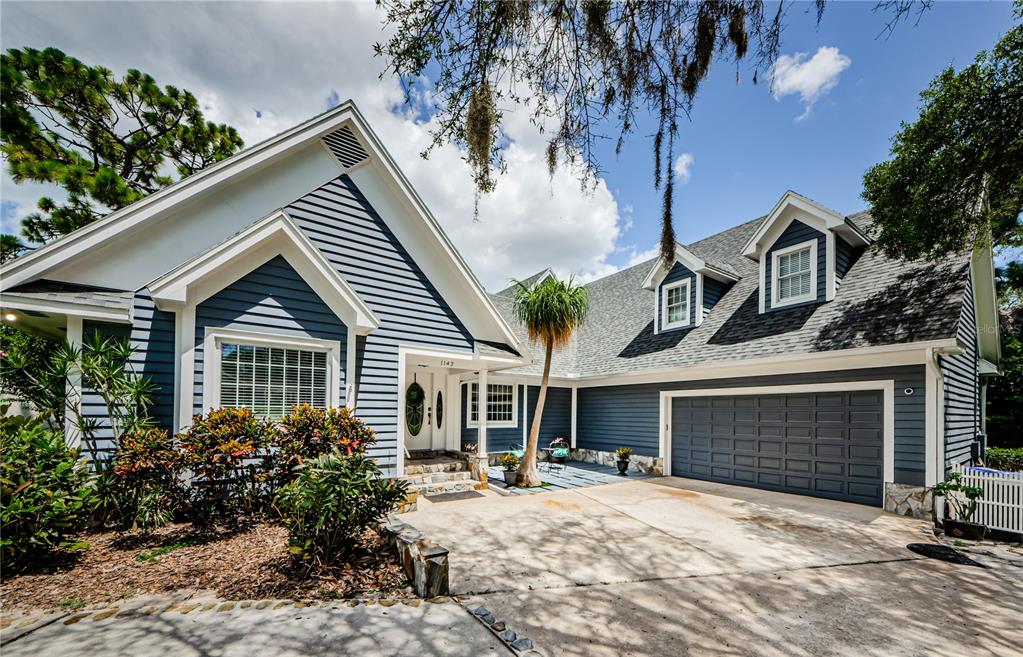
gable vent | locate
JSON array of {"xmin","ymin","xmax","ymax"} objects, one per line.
[{"xmin": 322, "ymin": 126, "xmax": 369, "ymax": 169}]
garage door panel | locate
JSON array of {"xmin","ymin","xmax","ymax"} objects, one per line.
[{"xmin": 671, "ymin": 390, "xmax": 884, "ymax": 506}]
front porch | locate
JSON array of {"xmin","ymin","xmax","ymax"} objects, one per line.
[{"xmin": 487, "ymin": 460, "xmax": 653, "ymax": 495}]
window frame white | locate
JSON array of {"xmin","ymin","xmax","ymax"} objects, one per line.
[
  {"xmin": 660, "ymin": 278, "xmax": 691, "ymax": 330},
  {"xmin": 771, "ymin": 238, "xmax": 818, "ymax": 308},
  {"xmin": 201, "ymin": 327, "xmax": 342, "ymax": 417},
  {"xmin": 465, "ymin": 381, "xmax": 518, "ymax": 428}
]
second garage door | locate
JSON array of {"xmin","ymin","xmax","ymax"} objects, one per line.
[{"xmin": 670, "ymin": 390, "xmax": 884, "ymax": 505}]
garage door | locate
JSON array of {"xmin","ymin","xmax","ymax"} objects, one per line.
[{"xmin": 670, "ymin": 390, "xmax": 884, "ymax": 505}]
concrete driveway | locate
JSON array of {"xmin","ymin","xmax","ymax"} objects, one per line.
[{"xmin": 404, "ymin": 477, "xmax": 1023, "ymax": 657}]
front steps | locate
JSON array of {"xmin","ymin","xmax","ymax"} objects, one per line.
[{"xmin": 401, "ymin": 455, "xmax": 486, "ymax": 497}]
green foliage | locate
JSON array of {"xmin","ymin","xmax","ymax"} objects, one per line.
[
  {"xmin": 987, "ymin": 306, "xmax": 1023, "ymax": 448},
  {"xmin": 0, "ymin": 47, "xmax": 243, "ymax": 245},
  {"xmin": 513, "ymin": 276, "xmax": 590, "ymax": 350},
  {"xmin": 272, "ymin": 405, "xmax": 376, "ymax": 489},
  {"xmin": 0, "ymin": 424, "xmax": 95, "ymax": 566},
  {"xmin": 986, "ymin": 447, "xmax": 1023, "ymax": 472},
  {"xmin": 179, "ymin": 407, "xmax": 278, "ymax": 523},
  {"xmin": 934, "ymin": 471, "xmax": 984, "ymax": 524},
  {"xmin": 274, "ymin": 450, "xmax": 408, "ymax": 567},
  {"xmin": 0, "ymin": 326, "xmax": 65, "ymax": 427},
  {"xmin": 500, "ymin": 453, "xmax": 520, "ymax": 471},
  {"xmin": 376, "ymin": 1, "xmax": 815, "ymax": 266},
  {"xmin": 58, "ymin": 598, "xmax": 87, "ymax": 610},
  {"xmin": 135, "ymin": 538, "xmax": 203, "ymax": 563},
  {"xmin": 615, "ymin": 447, "xmax": 633, "ymax": 461},
  {"xmin": 862, "ymin": 19, "xmax": 1022, "ymax": 260},
  {"xmin": 108, "ymin": 427, "xmax": 184, "ymax": 529}
]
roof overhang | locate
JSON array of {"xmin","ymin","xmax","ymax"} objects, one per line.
[
  {"xmin": 741, "ymin": 191, "xmax": 870, "ymax": 261},
  {"xmin": 147, "ymin": 210, "xmax": 380, "ymax": 334},
  {"xmin": 642, "ymin": 245, "xmax": 740, "ymax": 290}
]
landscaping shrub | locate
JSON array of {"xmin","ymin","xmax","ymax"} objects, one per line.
[
  {"xmin": 274, "ymin": 450, "xmax": 407, "ymax": 567},
  {"xmin": 271, "ymin": 405, "xmax": 376, "ymax": 489},
  {"xmin": 0, "ymin": 424, "xmax": 95, "ymax": 566},
  {"xmin": 986, "ymin": 447, "xmax": 1023, "ymax": 472},
  {"xmin": 179, "ymin": 408, "xmax": 278, "ymax": 523},
  {"xmin": 105, "ymin": 427, "xmax": 185, "ymax": 529}
]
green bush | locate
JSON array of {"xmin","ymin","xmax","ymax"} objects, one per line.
[
  {"xmin": 105, "ymin": 427, "xmax": 185, "ymax": 529},
  {"xmin": 0, "ymin": 424, "xmax": 95, "ymax": 566},
  {"xmin": 274, "ymin": 450, "xmax": 407, "ymax": 567},
  {"xmin": 179, "ymin": 408, "xmax": 278, "ymax": 523},
  {"xmin": 986, "ymin": 447, "xmax": 1023, "ymax": 472},
  {"xmin": 271, "ymin": 405, "xmax": 376, "ymax": 489}
]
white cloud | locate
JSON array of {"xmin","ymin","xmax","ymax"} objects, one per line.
[
  {"xmin": 673, "ymin": 153, "xmax": 694, "ymax": 183},
  {"xmin": 0, "ymin": 2, "xmax": 629, "ymax": 289},
  {"xmin": 770, "ymin": 46, "xmax": 851, "ymax": 121}
]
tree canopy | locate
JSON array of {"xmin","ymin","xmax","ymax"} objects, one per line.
[
  {"xmin": 1, "ymin": 47, "xmax": 244, "ymax": 256},
  {"xmin": 862, "ymin": 15, "xmax": 1022, "ymax": 261}
]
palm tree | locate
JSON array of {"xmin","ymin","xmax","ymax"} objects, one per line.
[{"xmin": 512, "ymin": 275, "xmax": 589, "ymax": 487}]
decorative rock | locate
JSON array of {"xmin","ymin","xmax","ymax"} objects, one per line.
[
  {"xmin": 201, "ymin": 602, "xmax": 218, "ymax": 611},
  {"xmin": 254, "ymin": 600, "xmax": 270, "ymax": 610},
  {"xmin": 490, "ymin": 621, "xmax": 506, "ymax": 632},
  {"xmin": 294, "ymin": 601, "xmax": 307, "ymax": 609},
  {"xmin": 92, "ymin": 609, "xmax": 119, "ymax": 621},
  {"xmin": 164, "ymin": 604, "xmax": 181, "ymax": 613},
  {"xmin": 379, "ymin": 599, "xmax": 397, "ymax": 607},
  {"xmin": 240, "ymin": 601, "xmax": 252, "ymax": 608},
  {"xmin": 363, "ymin": 599, "xmax": 377, "ymax": 606},
  {"xmin": 274, "ymin": 601, "xmax": 290, "ymax": 609},
  {"xmin": 569, "ymin": 448, "xmax": 663, "ymax": 475},
  {"xmin": 472, "ymin": 606, "xmax": 491, "ymax": 617},
  {"xmin": 17, "ymin": 619, "xmax": 37, "ymax": 628},
  {"xmin": 218, "ymin": 602, "xmax": 236, "ymax": 612},
  {"xmin": 498, "ymin": 629, "xmax": 517, "ymax": 642},
  {"xmin": 408, "ymin": 599, "xmax": 422, "ymax": 607},
  {"xmin": 177, "ymin": 604, "xmax": 200, "ymax": 615},
  {"xmin": 0, "ymin": 618, "xmax": 15, "ymax": 629},
  {"xmin": 63, "ymin": 614, "xmax": 90, "ymax": 625},
  {"xmin": 884, "ymin": 483, "xmax": 934, "ymax": 520},
  {"xmin": 511, "ymin": 638, "xmax": 534, "ymax": 651},
  {"xmin": 428, "ymin": 596, "xmax": 450, "ymax": 604},
  {"xmin": 346, "ymin": 600, "xmax": 360, "ymax": 607},
  {"xmin": 142, "ymin": 607, "xmax": 159, "ymax": 616}
]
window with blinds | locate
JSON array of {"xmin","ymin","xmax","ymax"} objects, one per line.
[{"xmin": 219, "ymin": 343, "xmax": 329, "ymax": 418}]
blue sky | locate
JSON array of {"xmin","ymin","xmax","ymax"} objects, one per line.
[
  {"xmin": 1, "ymin": 1, "xmax": 1017, "ymax": 286},
  {"xmin": 599, "ymin": 1, "xmax": 1016, "ymax": 259}
]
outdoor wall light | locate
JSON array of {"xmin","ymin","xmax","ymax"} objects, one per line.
[
  {"xmin": 904, "ymin": 387, "xmax": 915, "ymax": 396},
  {"xmin": 4, "ymin": 313, "xmax": 16, "ymax": 321}
]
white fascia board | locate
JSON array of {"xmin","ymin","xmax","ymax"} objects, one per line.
[
  {"xmin": 148, "ymin": 210, "xmax": 379, "ymax": 333},
  {"xmin": 342, "ymin": 105, "xmax": 527, "ymax": 356},
  {"xmin": 741, "ymin": 190, "xmax": 847, "ymax": 259},
  {"xmin": 3, "ymin": 102, "xmax": 362, "ymax": 289},
  {"xmin": 0, "ymin": 294, "xmax": 132, "ymax": 323},
  {"xmin": 641, "ymin": 245, "xmax": 738, "ymax": 291},
  {"xmin": 971, "ymin": 244, "xmax": 1001, "ymax": 365}
]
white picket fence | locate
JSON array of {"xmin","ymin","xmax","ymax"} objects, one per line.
[{"xmin": 947, "ymin": 464, "xmax": 1023, "ymax": 534}]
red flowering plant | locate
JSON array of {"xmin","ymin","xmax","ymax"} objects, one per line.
[
  {"xmin": 269, "ymin": 405, "xmax": 377, "ymax": 491},
  {"xmin": 178, "ymin": 408, "xmax": 278, "ymax": 524},
  {"xmin": 107, "ymin": 427, "xmax": 184, "ymax": 529}
]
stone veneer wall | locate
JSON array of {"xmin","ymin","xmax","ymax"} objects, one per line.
[
  {"xmin": 570, "ymin": 448, "xmax": 664, "ymax": 476},
  {"xmin": 884, "ymin": 483, "xmax": 934, "ymax": 520}
]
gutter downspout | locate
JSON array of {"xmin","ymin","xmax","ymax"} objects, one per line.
[{"xmin": 927, "ymin": 344, "xmax": 965, "ymax": 522}]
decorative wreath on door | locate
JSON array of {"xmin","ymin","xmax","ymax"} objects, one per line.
[{"xmin": 405, "ymin": 381, "xmax": 425, "ymax": 436}]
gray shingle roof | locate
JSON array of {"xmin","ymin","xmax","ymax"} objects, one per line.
[{"xmin": 494, "ymin": 211, "xmax": 969, "ymax": 378}]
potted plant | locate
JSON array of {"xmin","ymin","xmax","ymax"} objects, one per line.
[
  {"xmin": 934, "ymin": 471, "xmax": 986, "ymax": 541},
  {"xmin": 615, "ymin": 447, "xmax": 632, "ymax": 476},
  {"xmin": 500, "ymin": 453, "xmax": 520, "ymax": 486}
]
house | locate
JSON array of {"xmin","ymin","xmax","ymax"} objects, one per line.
[{"xmin": 0, "ymin": 102, "xmax": 999, "ymax": 518}]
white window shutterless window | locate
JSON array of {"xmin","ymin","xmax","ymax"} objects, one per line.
[
  {"xmin": 772, "ymin": 239, "xmax": 817, "ymax": 307},
  {"xmin": 661, "ymin": 279, "xmax": 690, "ymax": 329},
  {"xmin": 203, "ymin": 328, "xmax": 341, "ymax": 419},
  {"xmin": 467, "ymin": 382, "xmax": 517, "ymax": 427}
]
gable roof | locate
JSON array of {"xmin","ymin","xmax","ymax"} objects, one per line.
[
  {"xmin": 741, "ymin": 190, "xmax": 870, "ymax": 260},
  {"xmin": 2, "ymin": 100, "xmax": 528, "ymax": 358},
  {"xmin": 495, "ymin": 208, "xmax": 971, "ymax": 379},
  {"xmin": 495, "ymin": 268, "xmax": 553, "ymax": 297}
]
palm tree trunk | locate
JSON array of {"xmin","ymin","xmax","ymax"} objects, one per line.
[{"xmin": 517, "ymin": 339, "xmax": 553, "ymax": 487}]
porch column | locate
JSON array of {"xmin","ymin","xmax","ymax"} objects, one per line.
[
  {"xmin": 64, "ymin": 315, "xmax": 83, "ymax": 449},
  {"xmin": 473, "ymin": 368, "xmax": 489, "ymax": 486},
  {"xmin": 570, "ymin": 387, "xmax": 578, "ymax": 448}
]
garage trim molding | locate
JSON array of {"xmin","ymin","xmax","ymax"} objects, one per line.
[{"xmin": 658, "ymin": 380, "xmax": 896, "ymax": 484}]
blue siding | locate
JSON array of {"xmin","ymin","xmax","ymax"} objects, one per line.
[
  {"xmin": 702, "ymin": 277, "xmax": 731, "ymax": 313},
  {"xmin": 764, "ymin": 220, "xmax": 827, "ymax": 311},
  {"xmin": 460, "ymin": 383, "xmax": 526, "ymax": 452},
  {"xmin": 577, "ymin": 366, "xmax": 928, "ymax": 485},
  {"xmin": 193, "ymin": 255, "xmax": 348, "ymax": 415},
  {"xmin": 526, "ymin": 385, "xmax": 572, "ymax": 444},
  {"xmin": 835, "ymin": 236, "xmax": 857, "ymax": 286},
  {"xmin": 657, "ymin": 262, "xmax": 697, "ymax": 332},
  {"xmin": 79, "ymin": 320, "xmax": 133, "ymax": 459},
  {"xmin": 287, "ymin": 175, "xmax": 474, "ymax": 472},
  {"xmin": 941, "ymin": 274, "xmax": 980, "ymax": 467}
]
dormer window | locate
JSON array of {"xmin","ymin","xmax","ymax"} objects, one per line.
[
  {"xmin": 772, "ymin": 239, "xmax": 817, "ymax": 308},
  {"xmin": 662, "ymin": 279, "xmax": 691, "ymax": 329}
]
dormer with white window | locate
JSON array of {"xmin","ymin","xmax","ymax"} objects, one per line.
[
  {"xmin": 643, "ymin": 245, "xmax": 740, "ymax": 334},
  {"xmin": 742, "ymin": 191, "xmax": 871, "ymax": 313}
]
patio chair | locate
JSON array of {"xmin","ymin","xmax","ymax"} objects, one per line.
[{"xmin": 540, "ymin": 437, "xmax": 570, "ymax": 473}]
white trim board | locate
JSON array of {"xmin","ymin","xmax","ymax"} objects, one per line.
[
  {"xmin": 465, "ymin": 380, "xmax": 519, "ymax": 429},
  {"xmin": 658, "ymin": 380, "xmax": 896, "ymax": 485},
  {"xmin": 660, "ymin": 278, "xmax": 691, "ymax": 330},
  {"xmin": 770, "ymin": 238, "xmax": 818, "ymax": 309}
]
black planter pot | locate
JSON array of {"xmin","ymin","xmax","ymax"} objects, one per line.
[
  {"xmin": 616, "ymin": 460, "xmax": 630, "ymax": 476},
  {"xmin": 503, "ymin": 470, "xmax": 518, "ymax": 486},
  {"xmin": 944, "ymin": 519, "xmax": 987, "ymax": 541}
]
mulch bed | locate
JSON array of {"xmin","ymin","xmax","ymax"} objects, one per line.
[{"xmin": 1, "ymin": 523, "xmax": 412, "ymax": 611}]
